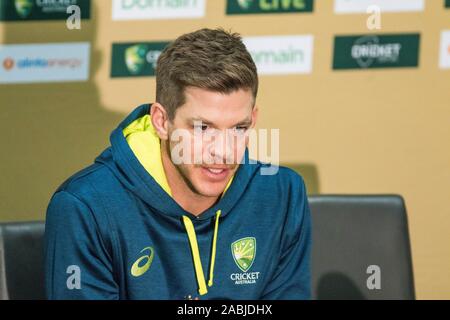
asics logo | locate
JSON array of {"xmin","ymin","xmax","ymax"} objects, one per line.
[{"xmin": 131, "ymin": 246, "xmax": 154, "ymax": 277}]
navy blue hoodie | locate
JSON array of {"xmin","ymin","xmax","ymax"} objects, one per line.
[{"xmin": 44, "ymin": 104, "xmax": 312, "ymax": 300}]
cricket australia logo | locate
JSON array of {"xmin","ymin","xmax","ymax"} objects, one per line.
[
  {"xmin": 232, "ymin": 237, "xmax": 256, "ymax": 272},
  {"xmin": 230, "ymin": 237, "xmax": 260, "ymax": 285},
  {"xmin": 15, "ymin": 0, "xmax": 34, "ymax": 18}
]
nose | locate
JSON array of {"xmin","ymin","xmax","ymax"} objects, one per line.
[{"xmin": 207, "ymin": 130, "xmax": 234, "ymax": 164}]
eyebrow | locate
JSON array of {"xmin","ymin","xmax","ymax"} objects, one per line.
[{"xmin": 188, "ymin": 116, "xmax": 252, "ymax": 127}]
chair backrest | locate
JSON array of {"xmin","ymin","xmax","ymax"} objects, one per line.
[
  {"xmin": 309, "ymin": 195, "xmax": 415, "ymax": 299},
  {"xmin": 0, "ymin": 195, "xmax": 415, "ymax": 300},
  {"xmin": 0, "ymin": 221, "xmax": 45, "ymax": 300}
]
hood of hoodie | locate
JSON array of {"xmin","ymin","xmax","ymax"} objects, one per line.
[{"xmin": 95, "ymin": 103, "xmax": 261, "ymax": 221}]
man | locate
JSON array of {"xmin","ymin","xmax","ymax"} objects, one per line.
[{"xmin": 45, "ymin": 28, "xmax": 312, "ymax": 299}]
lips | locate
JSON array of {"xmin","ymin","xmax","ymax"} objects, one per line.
[
  {"xmin": 207, "ymin": 168, "xmax": 225, "ymax": 174},
  {"xmin": 200, "ymin": 166, "xmax": 230, "ymax": 181}
]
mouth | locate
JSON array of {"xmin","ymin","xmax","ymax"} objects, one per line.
[{"xmin": 200, "ymin": 166, "xmax": 231, "ymax": 181}]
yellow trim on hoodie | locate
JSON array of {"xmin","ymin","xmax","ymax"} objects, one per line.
[{"xmin": 123, "ymin": 114, "xmax": 172, "ymax": 196}]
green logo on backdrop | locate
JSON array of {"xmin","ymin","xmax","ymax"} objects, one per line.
[
  {"xmin": 231, "ymin": 237, "xmax": 256, "ymax": 273},
  {"xmin": 446, "ymin": 0, "xmax": 450, "ymax": 8},
  {"xmin": 333, "ymin": 34, "xmax": 420, "ymax": 70},
  {"xmin": 125, "ymin": 45, "xmax": 149, "ymax": 75},
  {"xmin": 227, "ymin": 0, "xmax": 313, "ymax": 15},
  {"xmin": 15, "ymin": 0, "xmax": 33, "ymax": 18},
  {"xmin": 111, "ymin": 42, "xmax": 169, "ymax": 78},
  {"xmin": 0, "ymin": 0, "xmax": 90, "ymax": 21},
  {"xmin": 237, "ymin": 0, "xmax": 253, "ymax": 9}
]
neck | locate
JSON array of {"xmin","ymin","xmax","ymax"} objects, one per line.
[{"xmin": 160, "ymin": 143, "xmax": 218, "ymax": 216}]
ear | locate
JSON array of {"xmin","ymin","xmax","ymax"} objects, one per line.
[
  {"xmin": 150, "ymin": 103, "xmax": 169, "ymax": 140},
  {"xmin": 250, "ymin": 105, "xmax": 259, "ymax": 129}
]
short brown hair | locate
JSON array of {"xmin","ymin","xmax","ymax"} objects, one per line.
[{"xmin": 155, "ymin": 28, "xmax": 258, "ymax": 119}]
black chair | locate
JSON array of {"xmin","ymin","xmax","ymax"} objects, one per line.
[
  {"xmin": 309, "ymin": 195, "xmax": 415, "ymax": 299},
  {"xmin": 0, "ymin": 221, "xmax": 45, "ymax": 300},
  {"xmin": 0, "ymin": 195, "xmax": 415, "ymax": 300}
]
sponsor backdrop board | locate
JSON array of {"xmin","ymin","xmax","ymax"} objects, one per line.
[
  {"xmin": 334, "ymin": 0, "xmax": 425, "ymax": 14},
  {"xmin": 243, "ymin": 35, "xmax": 314, "ymax": 75},
  {"xmin": 112, "ymin": 0, "xmax": 206, "ymax": 20},
  {"xmin": 226, "ymin": 0, "xmax": 314, "ymax": 15},
  {"xmin": 439, "ymin": 30, "xmax": 450, "ymax": 69},
  {"xmin": 0, "ymin": 0, "xmax": 450, "ymax": 300},
  {"xmin": 0, "ymin": 42, "xmax": 90, "ymax": 83},
  {"xmin": 333, "ymin": 34, "xmax": 420, "ymax": 70},
  {"xmin": 111, "ymin": 42, "xmax": 169, "ymax": 77},
  {"xmin": 0, "ymin": 0, "xmax": 91, "ymax": 21}
]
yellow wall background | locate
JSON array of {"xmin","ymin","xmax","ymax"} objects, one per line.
[{"xmin": 0, "ymin": 0, "xmax": 449, "ymax": 299}]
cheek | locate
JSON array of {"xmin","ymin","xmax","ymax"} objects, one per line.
[
  {"xmin": 232, "ymin": 134, "xmax": 248, "ymax": 161},
  {"xmin": 187, "ymin": 165, "xmax": 205, "ymax": 184},
  {"xmin": 168, "ymin": 130, "xmax": 197, "ymax": 165},
  {"xmin": 191, "ymin": 134, "xmax": 206, "ymax": 165},
  {"xmin": 176, "ymin": 162, "xmax": 198, "ymax": 183},
  {"xmin": 241, "ymin": 135, "xmax": 250, "ymax": 151}
]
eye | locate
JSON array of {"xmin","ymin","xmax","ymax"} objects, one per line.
[
  {"xmin": 193, "ymin": 124, "xmax": 208, "ymax": 131},
  {"xmin": 234, "ymin": 126, "xmax": 248, "ymax": 132}
]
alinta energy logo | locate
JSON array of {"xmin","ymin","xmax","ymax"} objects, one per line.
[
  {"xmin": 227, "ymin": 0, "xmax": 314, "ymax": 15},
  {"xmin": 0, "ymin": 42, "xmax": 90, "ymax": 84},
  {"xmin": 333, "ymin": 33, "xmax": 420, "ymax": 70},
  {"xmin": 3, "ymin": 57, "xmax": 15, "ymax": 71},
  {"xmin": 111, "ymin": 42, "xmax": 169, "ymax": 77}
]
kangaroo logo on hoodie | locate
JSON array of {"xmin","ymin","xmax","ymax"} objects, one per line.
[
  {"xmin": 231, "ymin": 237, "xmax": 256, "ymax": 272},
  {"xmin": 131, "ymin": 246, "xmax": 154, "ymax": 277}
]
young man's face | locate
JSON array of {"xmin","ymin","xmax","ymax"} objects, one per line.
[{"xmin": 166, "ymin": 86, "xmax": 257, "ymax": 198}]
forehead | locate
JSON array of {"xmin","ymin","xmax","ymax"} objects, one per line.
[{"xmin": 175, "ymin": 87, "xmax": 254, "ymax": 125}]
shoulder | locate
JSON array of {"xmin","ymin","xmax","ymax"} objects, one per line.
[
  {"xmin": 251, "ymin": 162, "xmax": 307, "ymax": 197},
  {"xmin": 47, "ymin": 161, "xmax": 123, "ymax": 234},
  {"xmin": 46, "ymin": 163, "xmax": 119, "ymax": 253},
  {"xmin": 53, "ymin": 162, "xmax": 120, "ymax": 205}
]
